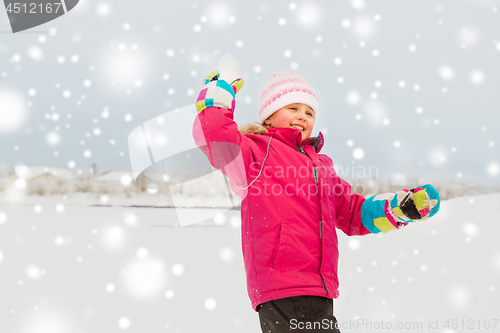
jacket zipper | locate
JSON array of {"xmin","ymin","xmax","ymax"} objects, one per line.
[
  {"xmin": 320, "ymin": 219, "xmax": 328, "ymax": 295},
  {"xmin": 320, "ymin": 219, "xmax": 327, "ymax": 295},
  {"xmin": 314, "ymin": 164, "xmax": 327, "ymax": 294},
  {"xmin": 299, "ymin": 141, "xmax": 327, "ymax": 295}
]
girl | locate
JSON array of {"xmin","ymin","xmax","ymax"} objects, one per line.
[{"xmin": 192, "ymin": 54, "xmax": 440, "ymax": 332}]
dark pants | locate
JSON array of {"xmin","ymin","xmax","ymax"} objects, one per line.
[{"xmin": 257, "ymin": 296, "xmax": 341, "ymax": 333}]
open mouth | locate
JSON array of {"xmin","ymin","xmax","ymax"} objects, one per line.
[{"xmin": 290, "ymin": 124, "xmax": 304, "ymax": 131}]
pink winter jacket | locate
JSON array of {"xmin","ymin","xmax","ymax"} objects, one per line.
[{"xmin": 193, "ymin": 106, "xmax": 371, "ymax": 312}]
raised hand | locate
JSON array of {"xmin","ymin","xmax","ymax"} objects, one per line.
[{"xmin": 195, "ymin": 53, "xmax": 244, "ymax": 113}]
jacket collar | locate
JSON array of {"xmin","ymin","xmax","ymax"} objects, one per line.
[{"xmin": 264, "ymin": 127, "xmax": 324, "ymax": 153}]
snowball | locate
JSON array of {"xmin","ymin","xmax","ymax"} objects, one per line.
[
  {"xmin": 352, "ymin": 17, "xmax": 376, "ymax": 39},
  {"xmin": 165, "ymin": 289, "xmax": 174, "ymax": 299},
  {"xmin": 172, "ymin": 263, "xmax": 184, "ymax": 276},
  {"xmin": 55, "ymin": 204, "xmax": 65, "ymax": 213},
  {"xmin": 15, "ymin": 178, "xmax": 27, "ymax": 189},
  {"xmin": 21, "ymin": 310, "xmax": 75, "ymax": 333},
  {"xmin": 120, "ymin": 175, "xmax": 132, "ymax": 186},
  {"xmin": 470, "ymin": 70, "xmax": 485, "ymax": 85},
  {"xmin": 428, "ymin": 147, "xmax": 447, "ymax": 166},
  {"xmin": 0, "ymin": 212, "xmax": 7, "ymax": 224},
  {"xmin": 106, "ymin": 283, "xmax": 115, "ymax": 292},
  {"xmin": 352, "ymin": 148, "xmax": 364, "ymax": 160},
  {"xmin": 28, "ymin": 46, "xmax": 44, "ymax": 61},
  {"xmin": 297, "ymin": 4, "xmax": 322, "ymax": 27},
  {"xmin": 363, "ymin": 101, "xmax": 387, "ymax": 126},
  {"xmin": 205, "ymin": 298, "xmax": 217, "ymax": 310},
  {"xmin": 0, "ymin": 89, "xmax": 27, "ymax": 133},
  {"xmin": 54, "ymin": 236, "xmax": 64, "ymax": 246},
  {"xmin": 230, "ymin": 216, "xmax": 241, "ymax": 228},
  {"xmin": 346, "ymin": 91, "xmax": 361, "ymax": 105},
  {"xmin": 122, "ymin": 212, "xmax": 139, "ymax": 227},
  {"xmin": 438, "ymin": 65, "xmax": 455, "ymax": 81},
  {"xmin": 46, "ymin": 132, "xmax": 60, "ymax": 146},
  {"xmin": 214, "ymin": 213, "xmax": 225, "ymax": 225},
  {"xmin": 136, "ymin": 247, "xmax": 149, "ymax": 259},
  {"xmin": 118, "ymin": 317, "xmax": 130, "ymax": 329},
  {"xmin": 97, "ymin": 3, "xmax": 111, "ymax": 17},
  {"xmin": 459, "ymin": 27, "xmax": 479, "ymax": 48},
  {"xmin": 122, "ymin": 258, "xmax": 166, "ymax": 299},
  {"xmin": 486, "ymin": 162, "xmax": 499, "ymax": 176},
  {"xmin": 462, "ymin": 221, "xmax": 478, "ymax": 237},
  {"xmin": 101, "ymin": 226, "xmax": 126, "ymax": 250},
  {"xmin": 350, "ymin": 0, "xmax": 366, "ymax": 10},
  {"xmin": 348, "ymin": 239, "xmax": 360, "ymax": 250},
  {"xmin": 25, "ymin": 264, "xmax": 43, "ymax": 280},
  {"xmin": 219, "ymin": 247, "xmax": 234, "ymax": 262},
  {"xmin": 207, "ymin": 3, "xmax": 231, "ymax": 27},
  {"xmin": 450, "ymin": 286, "xmax": 469, "ymax": 308},
  {"xmin": 493, "ymin": 252, "xmax": 500, "ymax": 272},
  {"xmin": 341, "ymin": 19, "xmax": 351, "ymax": 28}
]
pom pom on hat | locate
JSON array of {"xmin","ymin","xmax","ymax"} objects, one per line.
[{"xmin": 258, "ymin": 71, "xmax": 318, "ymax": 124}]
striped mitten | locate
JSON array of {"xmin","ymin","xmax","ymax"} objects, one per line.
[
  {"xmin": 195, "ymin": 53, "xmax": 244, "ymax": 113},
  {"xmin": 361, "ymin": 184, "xmax": 441, "ymax": 234}
]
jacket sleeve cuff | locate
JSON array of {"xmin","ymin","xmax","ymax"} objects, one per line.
[{"xmin": 195, "ymin": 80, "xmax": 236, "ymax": 113}]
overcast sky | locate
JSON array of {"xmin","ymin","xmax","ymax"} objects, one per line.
[{"xmin": 0, "ymin": 0, "xmax": 499, "ymax": 185}]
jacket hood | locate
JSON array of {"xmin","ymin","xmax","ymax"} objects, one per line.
[
  {"xmin": 238, "ymin": 122, "xmax": 324, "ymax": 153},
  {"xmin": 238, "ymin": 122, "xmax": 268, "ymax": 135}
]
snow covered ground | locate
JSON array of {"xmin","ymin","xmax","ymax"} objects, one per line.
[{"xmin": 1, "ymin": 193, "xmax": 499, "ymax": 333}]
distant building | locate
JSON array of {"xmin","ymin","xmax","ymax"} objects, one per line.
[
  {"xmin": 12, "ymin": 165, "xmax": 74, "ymax": 195},
  {"xmin": 93, "ymin": 170, "xmax": 166, "ymax": 194}
]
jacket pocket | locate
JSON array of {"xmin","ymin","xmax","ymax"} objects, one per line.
[{"xmin": 272, "ymin": 222, "xmax": 290, "ymax": 271}]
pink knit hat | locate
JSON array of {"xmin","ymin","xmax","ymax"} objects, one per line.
[{"xmin": 258, "ymin": 71, "xmax": 318, "ymax": 124}]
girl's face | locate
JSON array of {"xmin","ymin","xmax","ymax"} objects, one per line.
[{"xmin": 265, "ymin": 103, "xmax": 315, "ymax": 141}]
